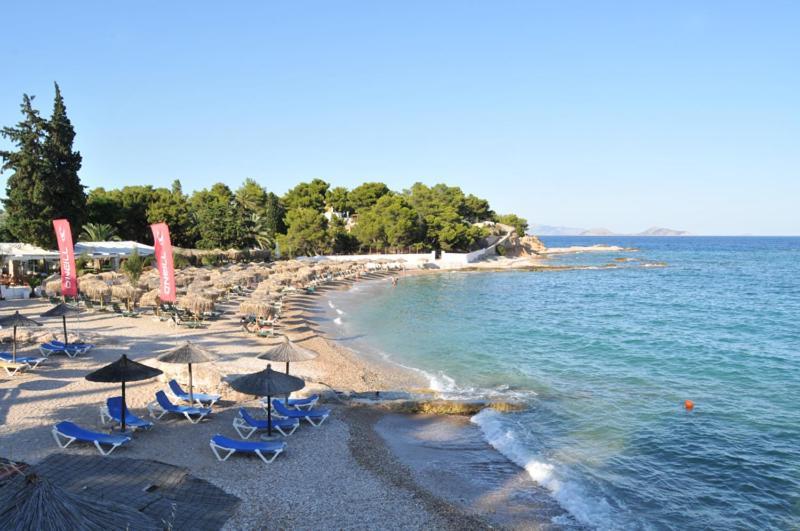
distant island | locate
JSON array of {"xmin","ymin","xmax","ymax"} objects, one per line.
[{"xmin": 530, "ymin": 224, "xmax": 690, "ymax": 237}]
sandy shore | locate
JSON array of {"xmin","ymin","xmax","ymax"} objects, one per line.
[{"xmin": 0, "ymin": 270, "xmax": 572, "ymax": 529}]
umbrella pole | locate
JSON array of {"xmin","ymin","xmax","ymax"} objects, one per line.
[
  {"xmin": 188, "ymin": 363, "xmax": 194, "ymax": 405},
  {"xmin": 267, "ymin": 394, "xmax": 273, "ymax": 437},
  {"xmin": 285, "ymin": 361, "xmax": 291, "ymax": 404},
  {"xmin": 121, "ymin": 380, "xmax": 127, "ymax": 433},
  {"xmin": 62, "ymin": 315, "xmax": 68, "ymax": 346},
  {"xmin": 12, "ymin": 326, "xmax": 17, "ymax": 363}
]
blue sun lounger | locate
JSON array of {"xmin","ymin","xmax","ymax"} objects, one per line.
[
  {"xmin": 0, "ymin": 352, "xmax": 46, "ymax": 370},
  {"xmin": 168, "ymin": 379, "xmax": 221, "ymax": 408},
  {"xmin": 52, "ymin": 421, "xmax": 131, "ymax": 456},
  {"xmin": 209, "ymin": 434, "xmax": 286, "ymax": 463},
  {"xmin": 260, "ymin": 393, "xmax": 319, "ymax": 411},
  {"xmin": 50, "ymin": 340, "xmax": 94, "ymax": 353},
  {"xmin": 147, "ymin": 391, "xmax": 211, "ymax": 423},
  {"xmin": 233, "ymin": 408, "xmax": 300, "ymax": 439},
  {"xmin": 100, "ymin": 397, "xmax": 154, "ymax": 431},
  {"xmin": 271, "ymin": 399, "xmax": 331, "ymax": 427},
  {"xmin": 39, "ymin": 342, "xmax": 83, "ymax": 358}
]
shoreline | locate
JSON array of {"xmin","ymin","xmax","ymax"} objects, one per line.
[
  {"xmin": 300, "ymin": 273, "xmax": 578, "ymax": 529},
  {"xmin": 0, "ymin": 267, "xmax": 577, "ymax": 529}
]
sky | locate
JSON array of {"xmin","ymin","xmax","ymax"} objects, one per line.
[{"xmin": 1, "ymin": 1, "xmax": 798, "ymax": 235}]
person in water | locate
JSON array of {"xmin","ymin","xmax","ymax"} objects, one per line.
[{"xmin": 391, "ymin": 277, "xmax": 398, "ymax": 287}]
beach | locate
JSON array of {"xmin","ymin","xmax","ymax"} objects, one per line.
[{"xmin": 0, "ymin": 269, "xmax": 570, "ymax": 530}]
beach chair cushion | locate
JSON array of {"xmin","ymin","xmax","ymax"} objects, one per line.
[
  {"xmin": 102, "ymin": 397, "xmax": 154, "ymax": 430},
  {"xmin": 39, "ymin": 342, "xmax": 83, "ymax": 358},
  {"xmin": 233, "ymin": 408, "xmax": 300, "ymax": 438},
  {"xmin": 0, "ymin": 352, "xmax": 46, "ymax": 369},
  {"xmin": 271, "ymin": 399, "xmax": 331, "ymax": 427},
  {"xmin": 210, "ymin": 434, "xmax": 286, "ymax": 463},
  {"xmin": 148, "ymin": 391, "xmax": 211, "ymax": 423},
  {"xmin": 168, "ymin": 379, "xmax": 220, "ymax": 407},
  {"xmin": 52, "ymin": 421, "xmax": 131, "ymax": 456},
  {"xmin": 260, "ymin": 394, "xmax": 319, "ymax": 411}
]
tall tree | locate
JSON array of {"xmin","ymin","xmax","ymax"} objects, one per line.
[
  {"xmin": 147, "ymin": 180, "xmax": 196, "ymax": 247},
  {"xmin": 326, "ymin": 186, "xmax": 351, "ymax": 214},
  {"xmin": 263, "ymin": 192, "xmax": 286, "ymax": 235},
  {"xmin": 277, "ymin": 208, "xmax": 328, "ymax": 257},
  {"xmin": 1, "ymin": 94, "xmax": 51, "ymax": 246},
  {"xmin": 43, "ymin": 83, "xmax": 86, "ymax": 237},
  {"xmin": 349, "ymin": 182, "xmax": 390, "ymax": 213},
  {"xmin": 190, "ymin": 183, "xmax": 251, "ymax": 249},
  {"xmin": 1, "ymin": 86, "xmax": 87, "ymax": 248},
  {"xmin": 282, "ymin": 179, "xmax": 329, "ymax": 212},
  {"xmin": 236, "ymin": 178, "xmax": 268, "ymax": 212}
]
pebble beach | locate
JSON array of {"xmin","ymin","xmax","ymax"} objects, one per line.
[{"xmin": 0, "ymin": 269, "xmax": 565, "ymax": 530}]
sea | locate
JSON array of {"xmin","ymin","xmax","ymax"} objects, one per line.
[{"xmin": 319, "ymin": 237, "xmax": 800, "ymax": 530}]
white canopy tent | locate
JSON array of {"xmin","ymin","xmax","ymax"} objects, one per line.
[{"xmin": 74, "ymin": 241, "xmax": 154, "ymax": 269}]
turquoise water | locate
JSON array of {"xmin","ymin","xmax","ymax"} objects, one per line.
[{"xmin": 323, "ymin": 237, "xmax": 800, "ymax": 530}]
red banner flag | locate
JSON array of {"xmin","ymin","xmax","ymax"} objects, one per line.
[
  {"xmin": 53, "ymin": 219, "xmax": 78, "ymax": 297},
  {"xmin": 150, "ymin": 222, "xmax": 176, "ymax": 303}
]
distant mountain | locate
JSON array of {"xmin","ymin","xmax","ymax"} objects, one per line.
[
  {"xmin": 637, "ymin": 227, "xmax": 691, "ymax": 236},
  {"xmin": 580, "ymin": 227, "xmax": 616, "ymax": 236},
  {"xmin": 528, "ymin": 224, "xmax": 586, "ymax": 236},
  {"xmin": 531, "ymin": 223, "xmax": 690, "ymax": 237}
]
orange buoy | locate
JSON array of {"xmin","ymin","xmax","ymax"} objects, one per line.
[{"xmin": 684, "ymin": 400, "xmax": 694, "ymax": 411}]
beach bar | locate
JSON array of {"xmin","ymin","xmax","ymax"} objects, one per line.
[{"xmin": 0, "ymin": 243, "xmax": 61, "ymax": 298}]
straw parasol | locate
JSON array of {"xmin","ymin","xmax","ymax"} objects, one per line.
[
  {"xmin": 85, "ymin": 355, "xmax": 162, "ymax": 433},
  {"xmin": 229, "ymin": 364, "xmax": 305, "ymax": 437},
  {"xmin": 0, "ymin": 311, "xmax": 42, "ymax": 363},
  {"xmin": 0, "ymin": 472, "xmax": 159, "ymax": 530},
  {"xmin": 156, "ymin": 341, "xmax": 217, "ymax": 405},
  {"xmin": 257, "ymin": 336, "xmax": 318, "ymax": 376},
  {"xmin": 40, "ymin": 303, "xmax": 82, "ymax": 346}
]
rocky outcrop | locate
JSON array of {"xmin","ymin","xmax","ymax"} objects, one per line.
[{"xmin": 500, "ymin": 231, "xmax": 546, "ymax": 256}]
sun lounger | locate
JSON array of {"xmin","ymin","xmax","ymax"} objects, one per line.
[
  {"xmin": 147, "ymin": 391, "xmax": 211, "ymax": 423},
  {"xmin": 50, "ymin": 340, "xmax": 94, "ymax": 353},
  {"xmin": 233, "ymin": 408, "xmax": 300, "ymax": 439},
  {"xmin": 168, "ymin": 379, "xmax": 220, "ymax": 408},
  {"xmin": 0, "ymin": 352, "xmax": 46, "ymax": 369},
  {"xmin": 260, "ymin": 393, "xmax": 319, "ymax": 411},
  {"xmin": 209, "ymin": 434, "xmax": 286, "ymax": 463},
  {"xmin": 52, "ymin": 421, "xmax": 131, "ymax": 456},
  {"xmin": 38, "ymin": 342, "xmax": 84, "ymax": 358},
  {"xmin": 271, "ymin": 399, "xmax": 330, "ymax": 427},
  {"xmin": 0, "ymin": 360, "xmax": 28, "ymax": 376},
  {"xmin": 100, "ymin": 396, "xmax": 154, "ymax": 431}
]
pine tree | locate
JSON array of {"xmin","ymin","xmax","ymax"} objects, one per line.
[
  {"xmin": 0, "ymin": 94, "xmax": 51, "ymax": 246},
  {"xmin": 0, "ymin": 84, "xmax": 86, "ymax": 248},
  {"xmin": 43, "ymin": 83, "xmax": 86, "ymax": 239}
]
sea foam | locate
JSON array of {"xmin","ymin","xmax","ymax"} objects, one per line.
[{"xmin": 471, "ymin": 409, "xmax": 614, "ymax": 528}]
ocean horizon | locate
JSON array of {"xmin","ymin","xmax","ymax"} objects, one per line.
[{"xmin": 320, "ymin": 236, "xmax": 800, "ymax": 529}]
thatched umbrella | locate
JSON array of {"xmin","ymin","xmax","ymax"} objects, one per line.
[
  {"xmin": 257, "ymin": 336, "xmax": 318, "ymax": 376},
  {"xmin": 0, "ymin": 311, "xmax": 42, "ymax": 363},
  {"xmin": 85, "ymin": 355, "xmax": 162, "ymax": 433},
  {"xmin": 156, "ymin": 341, "xmax": 217, "ymax": 404},
  {"xmin": 229, "ymin": 364, "xmax": 304, "ymax": 437},
  {"xmin": 44, "ymin": 278, "xmax": 62, "ymax": 297},
  {"xmin": 0, "ymin": 472, "xmax": 159, "ymax": 530},
  {"xmin": 111, "ymin": 284, "xmax": 136, "ymax": 304},
  {"xmin": 80, "ymin": 280, "xmax": 111, "ymax": 303},
  {"xmin": 139, "ymin": 288, "xmax": 160, "ymax": 308},
  {"xmin": 40, "ymin": 303, "xmax": 82, "ymax": 347}
]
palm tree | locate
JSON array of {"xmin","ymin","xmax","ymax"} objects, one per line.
[
  {"xmin": 80, "ymin": 223, "xmax": 120, "ymax": 241},
  {"xmin": 249, "ymin": 213, "xmax": 274, "ymax": 251}
]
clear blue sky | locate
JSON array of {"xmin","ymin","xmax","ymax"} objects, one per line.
[{"xmin": 2, "ymin": 1, "xmax": 798, "ymax": 235}]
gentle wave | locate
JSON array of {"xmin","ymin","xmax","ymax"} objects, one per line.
[{"xmin": 471, "ymin": 409, "xmax": 614, "ymax": 528}]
